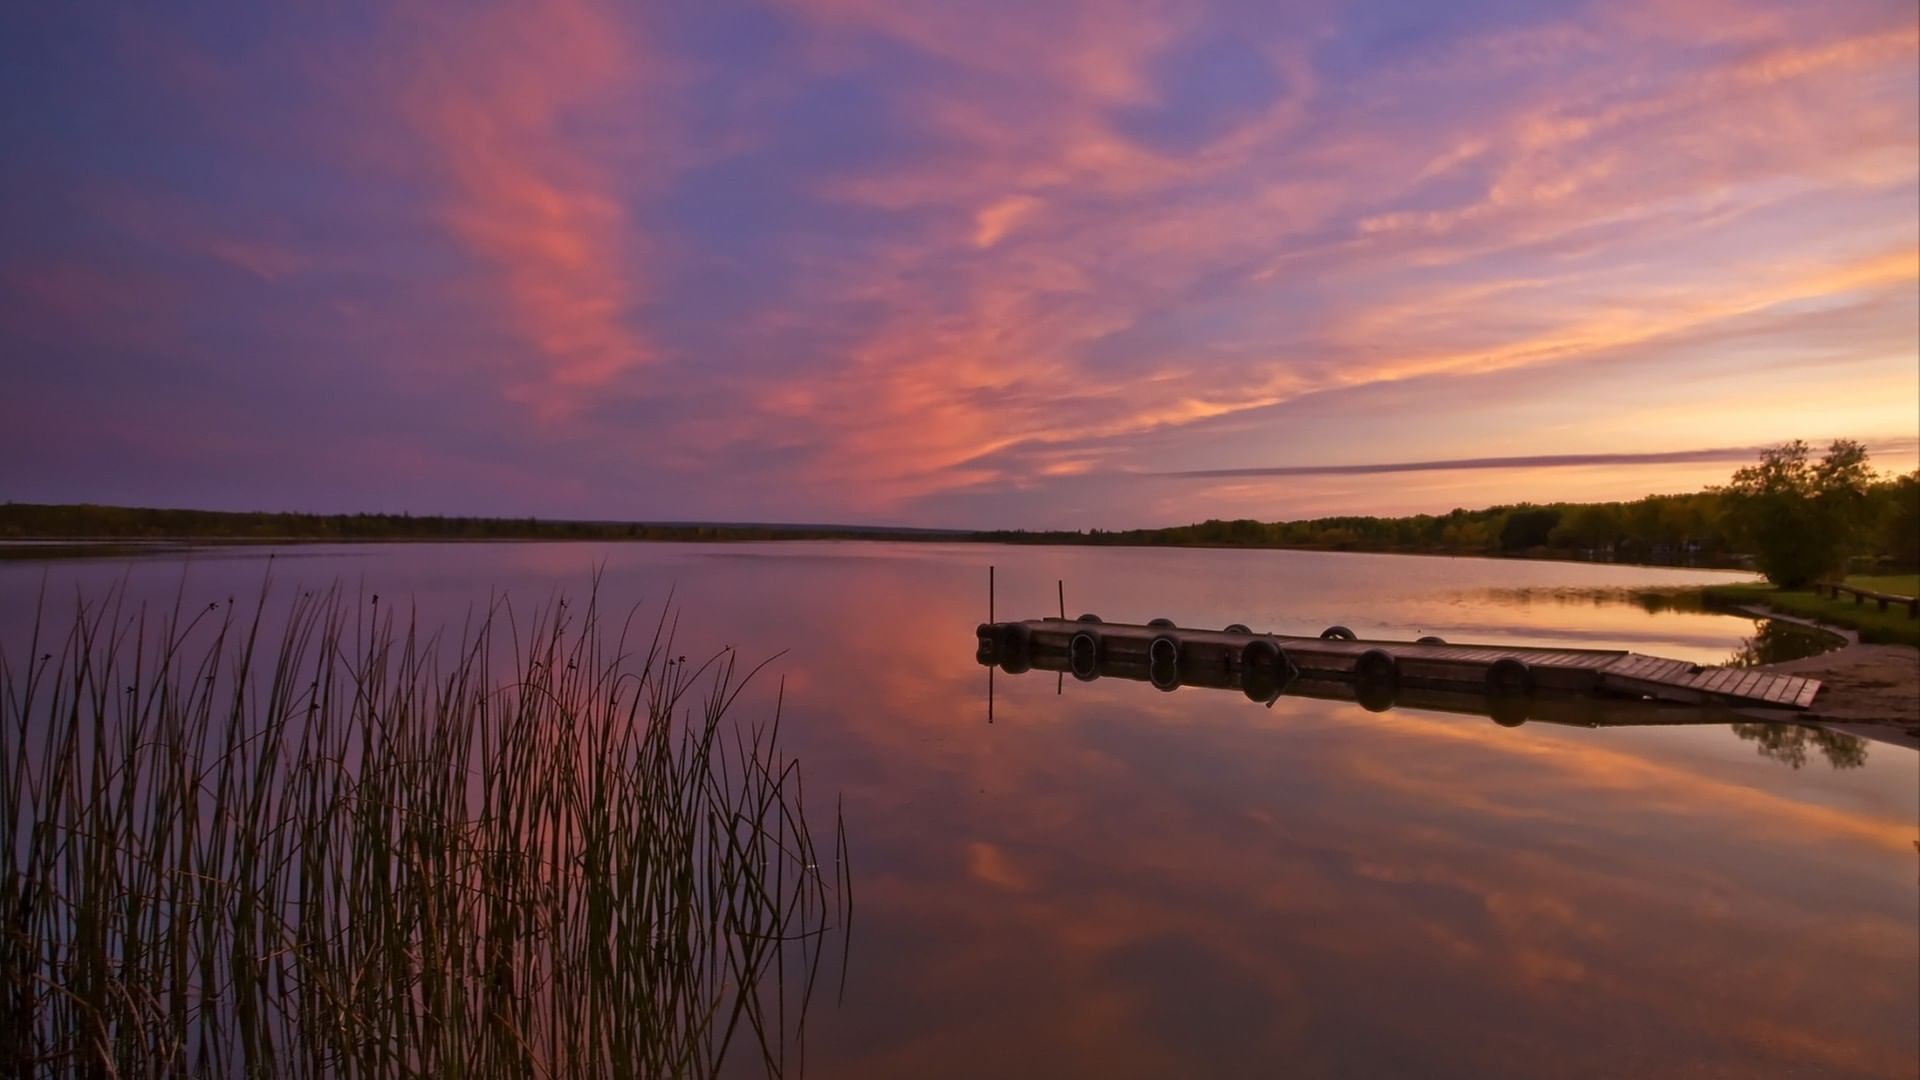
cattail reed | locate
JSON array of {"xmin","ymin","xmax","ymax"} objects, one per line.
[{"xmin": 0, "ymin": 579, "xmax": 850, "ymax": 1077}]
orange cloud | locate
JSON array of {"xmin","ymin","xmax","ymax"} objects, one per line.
[
  {"xmin": 398, "ymin": 0, "xmax": 655, "ymax": 418},
  {"xmin": 972, "ymin": 194, "xmax": 1043, "ymax": 248},
  {"xmin": 728, "ymin": 0, "xmax": 1917, "ymax": 515},
  {"xmin": 966, "ymin": 840, "xmax": 1033, "ymax": 890}
]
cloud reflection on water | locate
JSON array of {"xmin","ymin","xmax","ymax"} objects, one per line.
[{"xmin": 1, "ymin": 542, "xmax": 1912, "ymax": 1077}]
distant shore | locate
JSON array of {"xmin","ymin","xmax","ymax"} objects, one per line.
[
  {"xmin": 5, "ymin": 502, "xmax": 1909, "ymax": 587},
  {"xmin": 0, "ymin": 531, "xmax": 1756, "ymax": 579},
  {"xmin": 0, "ymin": 500, "xmax": 1758, "ymax": 570}
]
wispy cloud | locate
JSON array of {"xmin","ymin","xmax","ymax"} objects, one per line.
[
  {"xmin": 715, "ymin": 0, "xmax": 1918, "ymax": 515},
  {"xmin": 2, "ymin": 0, "xmax": 1913, "ymax": 522},
  {"xmin": 1153, "ymin": 441, "xmax": 1920, "ymax": 480},
  {"xmin": 395, "ymin": 0, "xmax": 659, "ymax": 419}
]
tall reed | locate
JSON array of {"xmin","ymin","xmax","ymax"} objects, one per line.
[{"xmin": 1, "ymin": 579, "xmax": 850, "ymax": 1077}]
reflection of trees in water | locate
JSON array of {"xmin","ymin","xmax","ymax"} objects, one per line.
[
  {"xmin": 1469, "ymin": 586, "xmax": 1709, "ymax": 613},
  {"xmin": 1627, "ymin": 589, "xmax": 1706, "ymax": 615},
  {"xmin": 1729, "ymin": 723, "xmax": 1868, "ymax": 770},
  {"xmin": 1724, "ymin": 618, "xmax": 1836, "ymax": 667}
]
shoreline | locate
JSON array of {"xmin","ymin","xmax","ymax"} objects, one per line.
[
  {"xmin": 0, "ymin": 534, "xmax": 1762, "ymax": 577},
  {"xmin": 1736, "ymin": 605, "xmax": 1920, "ymax": 732}
]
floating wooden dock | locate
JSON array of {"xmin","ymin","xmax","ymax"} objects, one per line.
[{"xmin": 976, "ymin": 617, "xmax": 1822, "ymax": 712}]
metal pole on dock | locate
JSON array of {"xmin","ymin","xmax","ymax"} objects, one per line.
[
  {"xmin": 989, "ymin": 565, "xmax": 995, "ymax": 624},
  {"xmin": 1057, "ymin": 579, "xmax": 1066, "ymax": 694}
]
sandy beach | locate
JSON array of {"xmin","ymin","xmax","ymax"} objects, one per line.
[{"xmin": 1755, "ymin": 622, "xmax": 1920, "ymax": 732}]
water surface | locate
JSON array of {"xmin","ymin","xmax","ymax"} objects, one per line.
[{"xmin": 3, "ymin": 543, "xmax": 1913, "ymax": 1078}]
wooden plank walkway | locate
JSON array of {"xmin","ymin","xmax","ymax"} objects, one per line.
[
  {"xmin": 977, "ymin": 617, "xmax": 1821, "ymax": 711},
  {"xmin": 1597, "ymin": 652, "xmax": 1819, "ymax": 708}
]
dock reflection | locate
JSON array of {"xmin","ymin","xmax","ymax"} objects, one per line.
[{"xmin": 978, "ymin": 635, "xmax": 1877, "ymax": 765}]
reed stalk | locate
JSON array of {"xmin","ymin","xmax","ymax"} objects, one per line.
[{"xmin": 0, "ymin": 579, "xmax": 850, "ymax": 1077}]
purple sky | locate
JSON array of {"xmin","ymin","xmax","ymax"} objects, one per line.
[{"xmin": 2, "ymin": 0, "xmax": 1916, "ymax": 528}]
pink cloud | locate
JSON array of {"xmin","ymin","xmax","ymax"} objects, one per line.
[
  {"xmin": 6, "ymin": 0, "xmax": 1913, "ymax": 523},
  {"xmin": 396, "ymin": 0, "xmax": 660, "ymax": 419},
  {"xmin": 715, "ymin": 0, "xmax": 1917, "ymax": 519}
]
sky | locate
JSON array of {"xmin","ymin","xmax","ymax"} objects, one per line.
[{"xmin": 1, "ymin": 0, "xmax": 1916, "ymax": 529}]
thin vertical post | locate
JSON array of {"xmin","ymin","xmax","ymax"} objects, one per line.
[
  {"xmin": 1056, "ymin": 580, "xmax": 1066, "ymax": 692},
  {"xmin": 988, "ymin": 564, "xmax": 996, "ymax": 723}
]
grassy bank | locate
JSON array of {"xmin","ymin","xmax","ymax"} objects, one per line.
[
  {"xmin": 1704, "ymin": 576, "xmax": 1920, "ymax": 647},
  {"xmin": 1, "ymin": 584, "xmax": 848, "ymax": 1077},
  {"xmin": 1846, "ymin": 573, "xmax": 1920, "ymax": 596}
]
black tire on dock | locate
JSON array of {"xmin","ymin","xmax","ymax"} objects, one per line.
[
  {"xmin": 1243, "ymin": 666, "xmax": 1282, "ymax": 704},
  {"xmin": 1416, "ymin": 635, "xmax": 1447, "ymax": 645},
  {"xmin": 1149, "ymin": 634, "xmax": 1180, "ymax": 669},
  {"xmin": 1356, "ymin": 679, "xmax": 1397, "ymax": 713},
  {"xmin": 975, "ymin": 623, "xmax": 1000, "ymax": 665},
  {"xmin": 1353, "ymin": 649, "xmax": 1399, "ymax": 712},
  {"xmin": 1353, "ymin": 648, "xmax": 1398, "ymax": 685},
  {"xmin": 1321, "ymin": 625, "xmax": 1357, "ymax": 641},
  {"xmin": 1486, "ymin": 657, "xmax": 1533, "ymax": 697},
  {"xmin": 1149, "ymin": 651, "xmax": 1181, "ymax": 692},
  {"xmin": 1148, "ymin": 633, "xmax": 1181, "ymax": 691},
  {"xmin": 999, "ymin": 623, "xmax": 1033, "ymax": 674},
  {"xmin": 1223, "ymin": 623, "xmax": 1251, "ymax": 635},
  {"xmin": 1069, "ymin": 629, "xmax": 1102, "ymax": 681},
  {"xmin": 1148, "ymin": 617, "xmax": 1177, "ymax": 629},
  {"xmin": 1077, "ymin": 613, "xmax": 1102, "ymax": 623},
  {"xmin": 1241, "ymin": 638, "xmax": 1281, "ymax": 671},
  {"xmin": 1240, "ymin": 639, "xmax": 1296, "ymax": 703}
]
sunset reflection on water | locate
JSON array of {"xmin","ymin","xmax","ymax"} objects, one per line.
[{"xmin": 3, "ymin": 542, "xmax": 1913, "ymax": 1078}]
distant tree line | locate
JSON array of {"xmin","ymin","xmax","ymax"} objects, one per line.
[
  {"xmin": 980, "ymin": 443, "xmax": 1920, "ymax": 579},
  {"xmin": 0, "ymin": 504, "xmax": 966, "ymax": 545},
  {"xmin": 6, "ymin": 443, "xmax": 1915, "ymax": 582}
]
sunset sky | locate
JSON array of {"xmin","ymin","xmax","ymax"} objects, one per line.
[{"xmin": 2, "ymin": 0, "xmax": 1915, "ymax": 528}]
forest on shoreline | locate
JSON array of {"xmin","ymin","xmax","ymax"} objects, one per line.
[
  {"xmin": 5, "ymin": 456, "xmax": 1916, "ymax": 572},
  {"xmin": 978, "ymin": 473, "xmax": 1919, "ymax": 570},
  {"xmin": 0, "ymin": 503, "xmax": 968, "ymax": 545}
]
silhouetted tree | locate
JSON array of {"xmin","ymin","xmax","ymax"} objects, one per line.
[
  {"xmin": 1722, "ymin": 440, "xmax": 1875, "ymax": 586},
  {"xmin": 1870, "ymin": 470, "xmax": 1920, "ymax": 569}
]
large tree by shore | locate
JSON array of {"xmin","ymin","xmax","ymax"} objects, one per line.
[{"xmin": 1721, "ymin": 440, "xmax": 1875, "ymax": 587}]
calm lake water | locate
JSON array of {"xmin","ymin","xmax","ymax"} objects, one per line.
[{"xmin": 3, "ymin": 542, "xmax": 1915, "ymax": 1078}]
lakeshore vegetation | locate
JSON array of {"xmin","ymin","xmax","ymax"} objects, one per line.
[
  {"xmin": 5, "ymin": 443, "xmax": 1914, "ymax": 583},
  {"xmin": 1704, "ymin": 574, "xmax": 1920, "ymax": 646},
  {"xmin": 984, "ymin": 442, "xmax": 1918, "ymax": 576},
  {"xmin": 0, "ymin": 585, "xmax": 849, "ymax": 1077}
]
